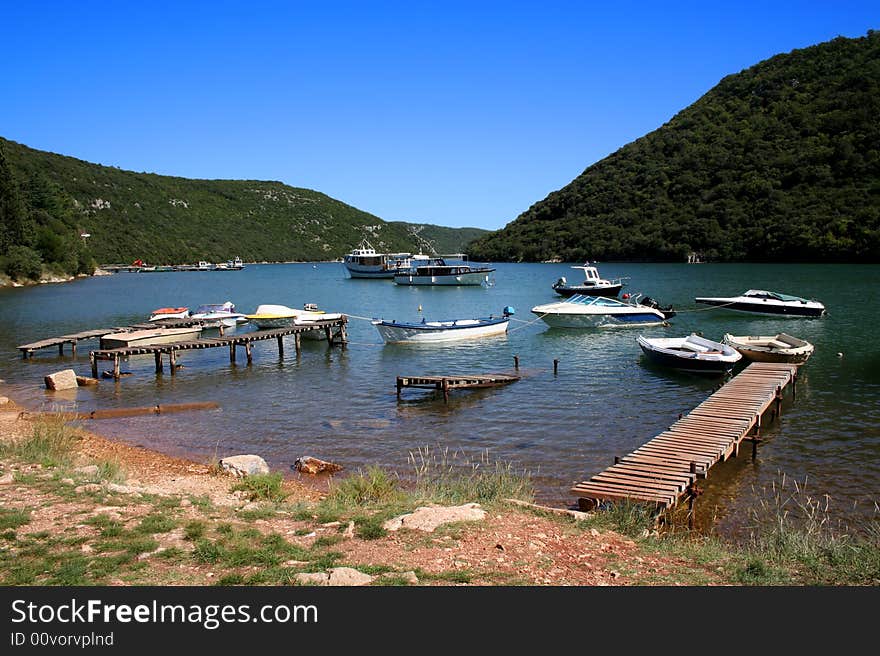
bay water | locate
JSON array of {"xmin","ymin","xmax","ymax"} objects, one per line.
[{"xmin": 0, "ymin": 262, "xmax": 877, "ymax": 534}]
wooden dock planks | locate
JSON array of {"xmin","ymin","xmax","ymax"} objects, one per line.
[
  {"xmin": 396, "ymin": 373, "xmax": 520, "ymax": 402},
  {"xmin": 571, "ymin": 362, "xmax": 798, "ymax": 510}
]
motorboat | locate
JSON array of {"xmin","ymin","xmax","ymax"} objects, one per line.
[
  {"xmin": 100, "ymin": 327, "xmax": 202, "ymax": 349},
  {"xmin": 552, "ymin": 263, "xmax": 629, "ymax": 297},
  {"xmin": 343, "ymin": 239, "xmax": 417, "ymax": 278},
  {"xmin": 637, "ymin": 334, "xmax": 742, "ymax": 374},
  {"xmin": 245, "ymin": 303, "xmax": 342, "ymax": 339},
  {"xmin": 214, "ymin": 257, "xmax": 245, "ymax": 271},
  {"xmin": 531, "ymin": 294, "xmax": 674, "ymax": 328},
  {"xmin": 190, "ymin": 301, "xmax": 249, "ymax": 327},
  {"xmin": 392, "ymin": 257, "xmax": 494, "ymax": 286},
  {"xmin": 148, "ymin": 307, "xmax": 190, "ymax": 322},
  {"xmin": 372, "ymin": 307, "xmax": 514, "ymax": 343},
  {"xmin": 694, "ymin": 290, "xmax": 826, "ymax": 317},
  {"xmin": 722, "ymin": 333, "xmax": 815, "ymax": 364}
]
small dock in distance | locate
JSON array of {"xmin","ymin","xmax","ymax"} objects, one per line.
[
  {"xmin": 570, "ymin": 362, "xmax": 799, "ymax": 514},
  {"xmin": 396, "ymin": 373, "xmax": 520, "ymax": 403}
]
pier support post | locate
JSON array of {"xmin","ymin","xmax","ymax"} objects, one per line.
[
  {"xmin": 154, "ymin": 352, "xmax": 163, "ymax": 373},
  {"xmin": 553, "ymin": 359, "xmax": 559, "ymax": 375},
  {"xmin": 245, "ymin": 343, "xmax": 252, "ymax": 364},
  {"xmin": 277, "ymin": 336, "xmax": 284, "ymax": 358},
  {"xmin": 442, "ymin": 378, "xmax": 449, "ymax": 404},
  {"xmin": 294, "ymin": 333, "xmax": 301, "ymax": 355},
  {"xmin": 113, "ymin": 355, "xmax": 120, "ymax": 380},
  {"xmin": 397, "ymin": 377, "xmax": 403, "ymax": 398},
  {"xmin": 514, "ymin": 355, "xmax": 519, "ymax": 370},
  {"xmin": 324, "ymin": 326, "xmax": 332, "ymax": 345},
  {"xmin": 90, "ymin": 353, "xmax": 97, "ymax": 378},
  {"xmin": 229, "ymin": 344, "xmax": 236, "ymax": 363},
  {"xmin": 169, "ymin": 350, "xmax": 177, "ymax": 375},
  {"xmin": 775, "ymin": 386, "xmax": 783, "ymax": 418},
  {"xmin": 71, "ymin": 341, "xmax": 77, "ymax": 357},
  {"xmin": 339, "ymin": 324, "xmax": 348, "ymax": 350},
  {"xmin": 751, "ymin": 437, "xmax": 760, "ymax": 461}
]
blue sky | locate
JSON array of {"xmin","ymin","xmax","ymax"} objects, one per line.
[{"xmin": 2, "ymin": 1, "xmax": 877, "ymax": 230}]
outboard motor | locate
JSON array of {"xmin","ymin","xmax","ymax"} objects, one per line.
[
  {"xmin": 503, "ymin": 306, "xmax": 515, "ymax": 317},
  {"xmin": 642, "ymin": 296, "xmax": 676, "ymax": 320}
]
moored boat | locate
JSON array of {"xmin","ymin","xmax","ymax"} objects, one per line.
[
  {"xmin": 245, "ymin": 303, "xmax": 341, "ymax": 339},
  {"xmin": 722, "ymin": 333, "xmax": 815, "ymax": 364},
  {"xmin": 552, "ymin": 263, "xmax": 629, "ymax": 297},
  {"xmin": 343, "ymin": 240, "xmax": 416, "ymax": 278},
  {"xmin": 531, "ymin": 294, "xmax": 674, "ymax": 328},
  {"xmin": 372, "ymin": 307, "xmax": 514, "ymax": 343},
  {"xmin": 100, "ymin": 327, "xmax": 202, "ymax": 349},
  {"xmin": 637, "ymin": 334, "xmax": 742, "ymax": 374},
  {"xmin": 694, "ymin": 290, "xmax": 826, "ymax": 317},
  {"xmin": 392, "ymin": 257, "xmax": 494, "ymax": 286},
  {"xmin": 148, "ymin": 307, "xmax": 190, "ymax": 321},
  {"xmin": 190, "ymin": 301, "xmax": 249, "ymax": 327}
]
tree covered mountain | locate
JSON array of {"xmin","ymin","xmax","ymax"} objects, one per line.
[
  {"xmin": 468, "ymin": 32, "xmax": 880, "ymax": 263},
  {"xmin": 0, "ymin": 136, "xmax": 486, "ymax": 279}
]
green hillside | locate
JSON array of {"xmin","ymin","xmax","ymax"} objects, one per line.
[
  {"xmin": 468, "ymin": 32, "xmax": 880, "ymax": 263},
  {"xmin": 0, "ymin": 136, "xmax": 485, "ymax": 278}
]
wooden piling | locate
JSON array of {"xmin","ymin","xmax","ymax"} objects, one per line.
[
  {"xmin": 295, "ymin": 333, "xmax": 301, "ymax": 355},
  {"xmin": 154, "ymin": 352, "xmax": 163, "ymax": 373},
  {"xmin": 442, "ymin": 378, "xmax": 450, "ymax": 404},
  {"xmin": 229, "ymin": 344, "xmax": 236, "ymax": 363},
  {"xmin": 90, "ymin": 353, "xmax": 97, "ymax": 378},
  {"xmin": 169, "ymin": 350, "xmax": 177, "ymax": 375},
  {"xmin": 277, "ymin": 335, "xmax": 284, "ymax": 357},
  {"xmin": 514, "ymin": 355, "xmax": 519, "ymax": 370},
  {"xmin": 113, "ymin": 355, "xmax": 120, "ymax": 379},
  {"xmin": 553, "ymin": 359, "xmax": 559, "ymax": 375},
  {"xmin": 245, "ymin": 343, "xmax": 252, "ymax": 364}
]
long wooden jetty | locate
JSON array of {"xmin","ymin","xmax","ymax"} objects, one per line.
[
  {"xmin": 90, "ymin": 318, "xmax": 348, "ymax": 379},
  {"xmin": 18, "ymin": 318, "xmax": 229, "ymax": 358},
  {"xmin": 570, "ymin": 362, "xmax": 799, "ymax": 513},
  {"xmin": 397, "ymin": 373, "xmax": 520, "ymax": 403}
]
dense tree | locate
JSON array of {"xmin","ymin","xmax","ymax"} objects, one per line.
[{"xmin": 469, "ymin": 32, "xmax": 880, "ymax": 263}]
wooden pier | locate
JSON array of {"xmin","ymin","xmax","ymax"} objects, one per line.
[
  {"xmin": 17, "ymin": 318, "xmax": 229, "ymax": 359},
  {"xmin": 396, "ymin": 373, "xmax": 520, "ymax": 403},
  {"xmin": 89, "ymin": 317, "xmax": 348, "ymax": 379},
  {"xmin": 570, "ymin": 362, "xmax": 799, "ymax": 513}
]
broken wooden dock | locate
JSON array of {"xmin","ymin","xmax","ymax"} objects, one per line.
[
  {"xmin": 396, "ymin": 373, "xmax": 520, "ymax": 403},
  {"xmin": 17, "ymin": 318, "xmax": 229, "ymax": 358},
  {"xmin": 570, "ymin": 362, "xmax": 799, "ymax": 513},
  {"xmin": 90, "ymin": 317, "xmax": 348, "ymax": 379}
]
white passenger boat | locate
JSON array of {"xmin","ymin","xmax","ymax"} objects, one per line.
[
  {"xmin": 531, "ymin": 294, "xmax": 674, "ymax": 328},
  {"xmin": 343, "ymin": 240, "xmax": 416, "ymax": 278}
]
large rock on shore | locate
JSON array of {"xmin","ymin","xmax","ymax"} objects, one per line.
[
  {"xmin": 293, "ymin": 456, "xmax": 343, "ymax": 475},
  {"xmin": 294, "ymin": 567, "xmax": 374, "ymax": 586},
  {"xmin": 44, "ymin": 369, "xmax": 78, "ymax": 391},
  {"xmin": 219, "ymin": 455, "xmax": 270, "ymax": 478},
  {"xmin": 383, "ymin": 503, "xmax": 487, "ymax": 533}
]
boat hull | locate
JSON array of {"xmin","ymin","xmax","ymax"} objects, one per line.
[
  {"xmin": 552, "ymin": 283, "xmax": 622, "ymax": 297},
  {"xmin": 638, "ymin": 345, "xmax": 737, "ymax": 374},
  {"xmin": 100, "ymin": 328, "xmax": 202, "ymax": 349},
  {"xmin": 722, "ymin": 334, "xmax": 814, "ymax": 364},
  {"xmin": 694, "ymin": 298, "xmax": 825, "ymax": 317},
  {"xmin": 393, "ymin": 271, "xmax": 492, "ymax": 286},
  {"xmin": 373, "ymin": 318, "xmax": 509, "ymax": 343}
]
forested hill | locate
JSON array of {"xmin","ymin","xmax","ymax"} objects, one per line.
[
  {"xmin": 0, "ymin": 136, "xmax": 486, "ymax": 277},
  {"xmin": 468, "ymin": 32, "xmax": 880, "ymax": 263}
]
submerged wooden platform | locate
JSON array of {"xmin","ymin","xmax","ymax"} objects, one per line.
[
  {"xmin": 571, "ymin": 362, "xmax": 799, "ymax": 512},
  {"xmin": 90, "ymin": 317, "xmax": 348, "ymax": 379},
  {"xmin": 397, "ymin": 373, "xmax": 520, "ymax": 402}
]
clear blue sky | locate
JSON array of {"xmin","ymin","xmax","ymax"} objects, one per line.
[{"xmin": 2, "ymin": 1, "xmax": 876, "ymax": 230}]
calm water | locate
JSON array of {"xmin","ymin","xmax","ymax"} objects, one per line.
[{"xmin": 1, "ymin": 262, "xmax": 878, "ymax": 533}]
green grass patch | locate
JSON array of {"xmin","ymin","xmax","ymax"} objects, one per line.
[
  {"xmin": 135, "ymin": 513, "xmax": 177, "ymax": 535},
  {"xmin": 324, "ymin": 466, "xmax": 406, "ymax": 507},
  {"xmin": 410, "ymin": 446, "xmax": 534, "ymax": 506},
  {"xmin": 0, "ymin": 416, "xmax": 79, "ymax": 468},
  {"xmin": 0, "ymin": 507, "xmax": 31, "ymax": 531},
  {"xmin": 230, "ymin": 473, "xmax": 287, "ymax": 502}
]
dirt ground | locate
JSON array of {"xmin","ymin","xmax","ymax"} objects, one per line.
[{"xmin": 0, "ymin": 395, "xmax": 722, "ymax": 586}]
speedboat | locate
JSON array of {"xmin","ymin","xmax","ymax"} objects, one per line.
[
  {"xmin": 531, "ymin": 294, "xmax": 674, "ymax": 328},
  {"xmin": 722, "ymin": 333, "xmax": 815, "ymax": 364},
  {"xmin": 372, "ymin": 307, "xmax": 514, "ymax": 343},
  {"xmin": 694, "ymin": 290, "xmax": 826, "ymax": 317},
  {"xmin": 392, "ymin": 257, "xmax": 494, "ymax": 286},
  {"xmin": 214, "ymin": 257, "xmax": 245, "ymax": 271},
  {"xmin": 637, "ymin": 334, "xmax": 742, "ymax": 375},
  {"xmin": 190, "ymin": 301, "xmax": 249, "ymax": 327},
  {"xmin": 552, "ymin": 263, "xmax": 629, "ymax": 297},
  {"xmin": 100, "ymin": 327, "xmax": 202, "ymax": 349},
  {"xmin": 148, "ymin": 307, "xmax": 190, "ymax": 322},
  {"xmin": 245, "ymin": 303, "xmax": 342, "ymax": 339}
]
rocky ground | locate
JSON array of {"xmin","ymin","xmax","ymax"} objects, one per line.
[{"xmin": 0, "ymin": 395, "xmax": 727, "ymax": 586}]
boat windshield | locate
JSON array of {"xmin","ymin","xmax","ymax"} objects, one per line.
[
  {"xmin": 567, "ymin": 295, "xmax": 626, "ymax": 306},
  {"xmin": 744, "ymin": 290, "xmax": 809, "ymax": 303}
]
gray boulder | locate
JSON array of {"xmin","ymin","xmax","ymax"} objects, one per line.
[
  {"xmin": 44, "ymin": 369, "xmax": 78, "ymax": 391},
  {"xmin": 220, "ymin": 455, "xmax": 270, "ymax": 478}
]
